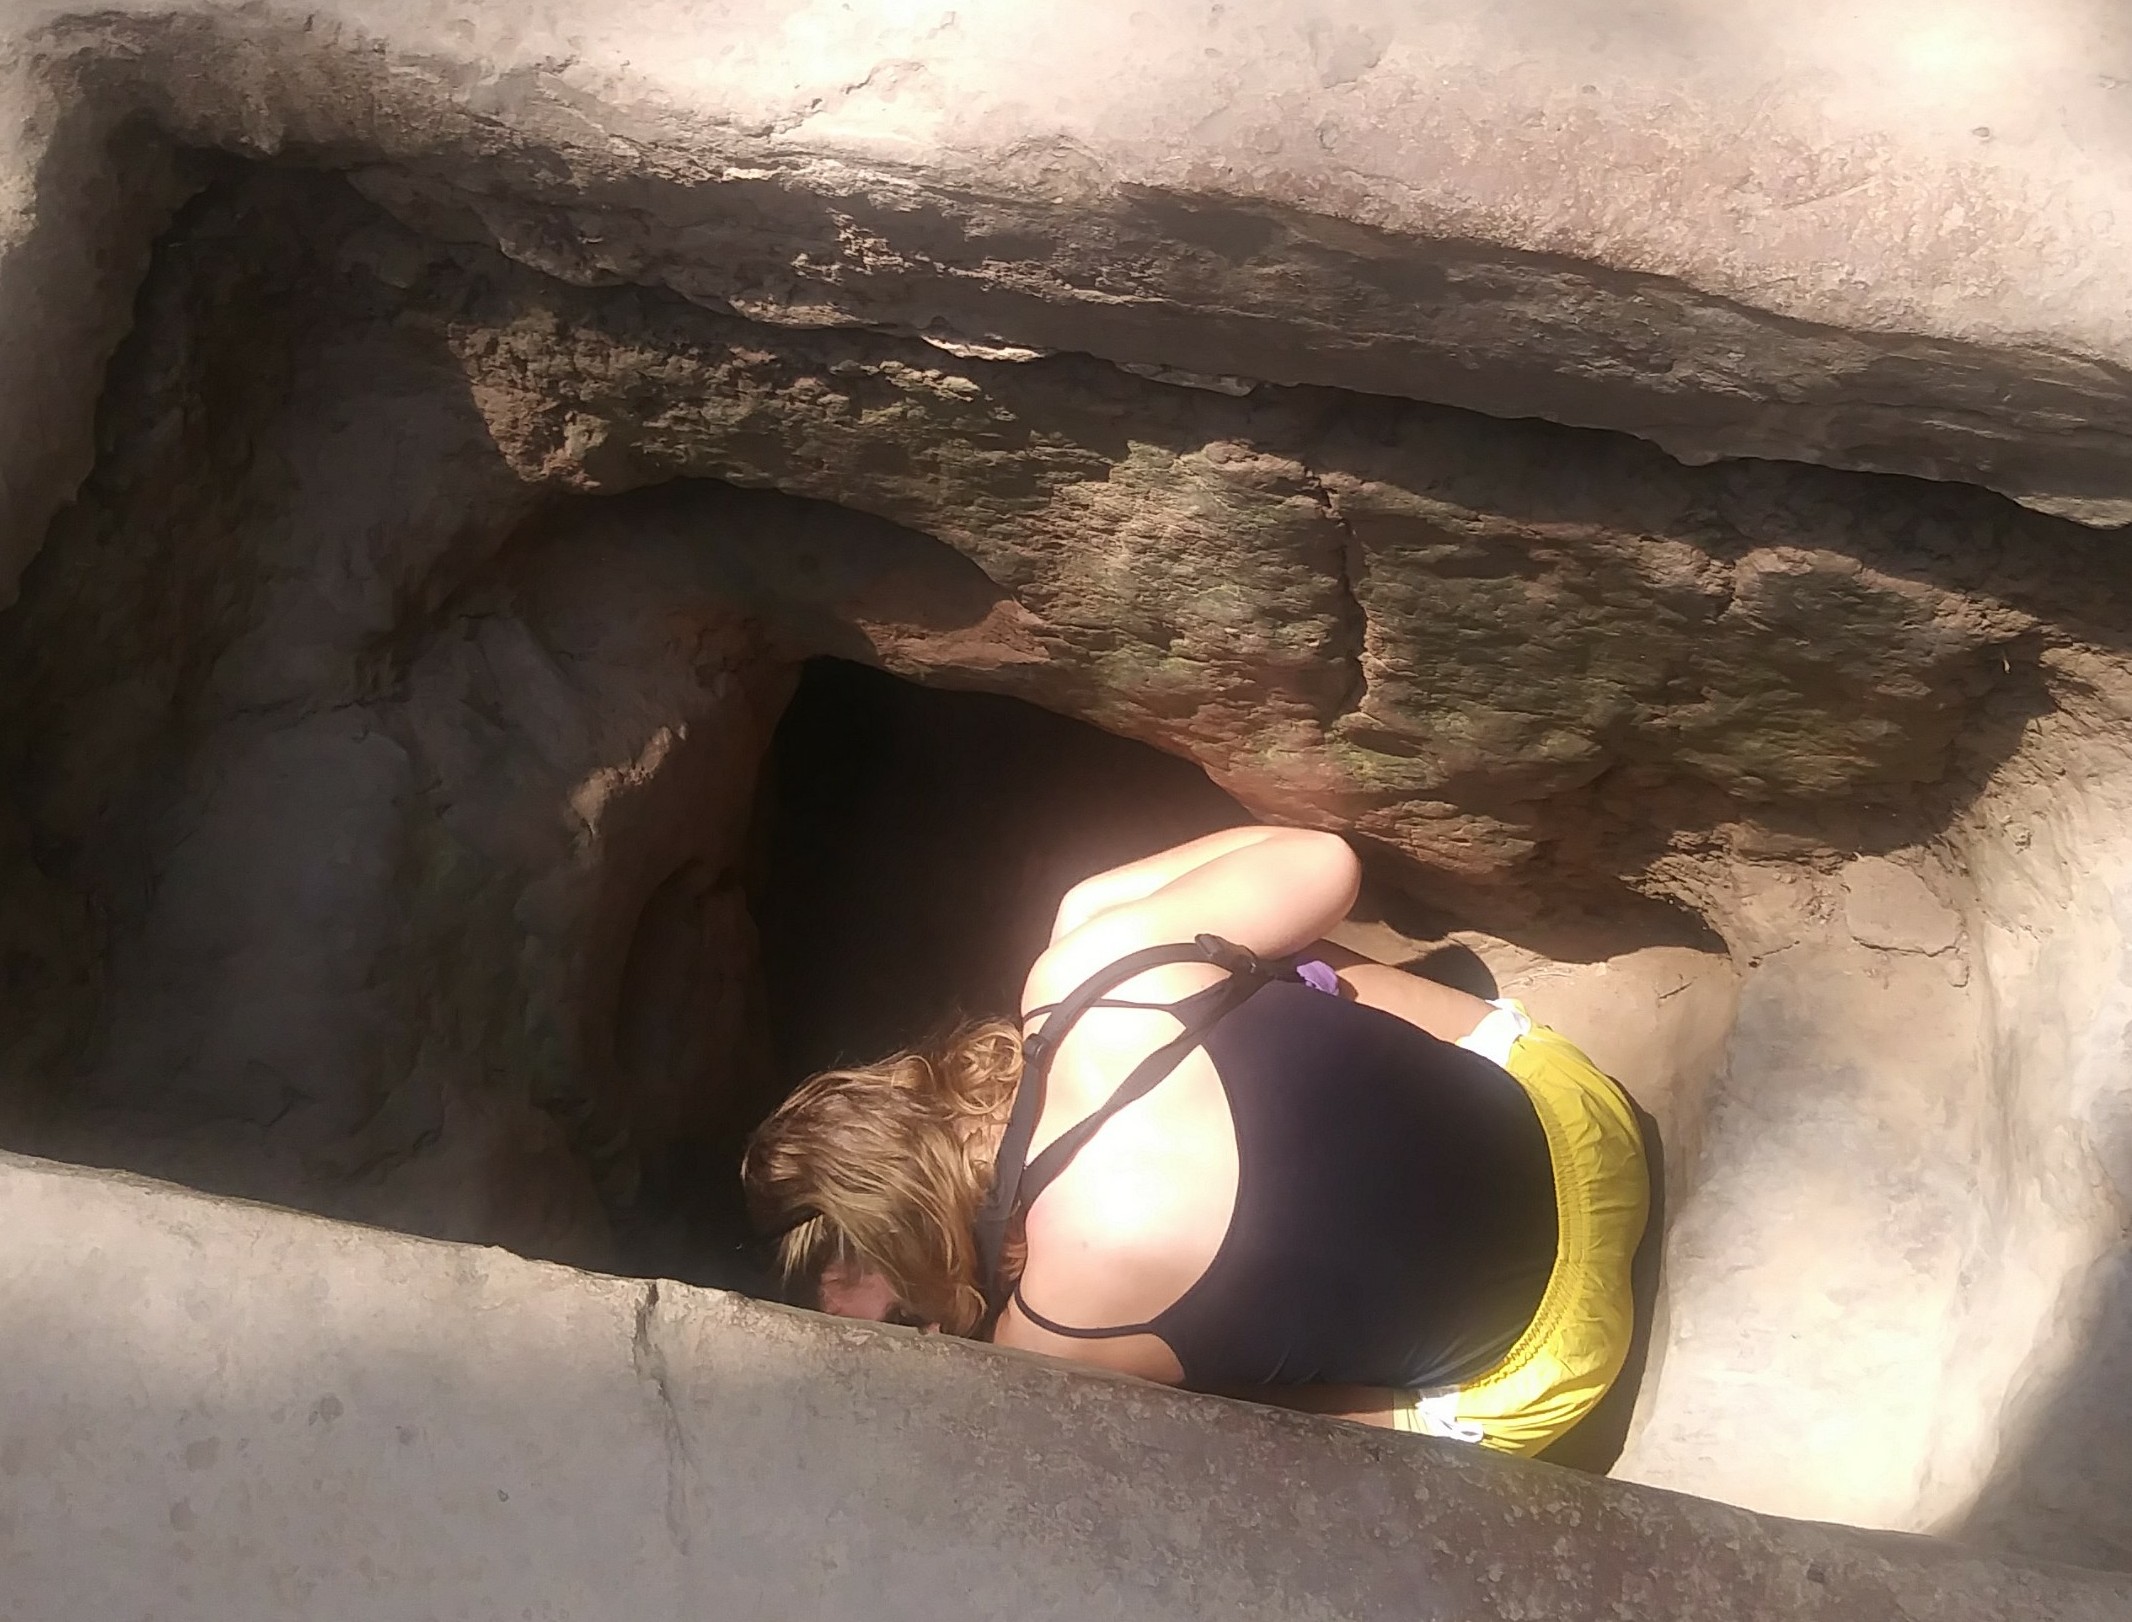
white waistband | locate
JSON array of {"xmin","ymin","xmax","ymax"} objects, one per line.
[{"xmin": 1453, "ymin": 998, "xmax": 1531, "ymax": 1070}]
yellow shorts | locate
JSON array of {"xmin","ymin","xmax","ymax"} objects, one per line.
[{"xmin": 1391, "ymin": 1014, "xmax": 1650, "ymax": 1456}]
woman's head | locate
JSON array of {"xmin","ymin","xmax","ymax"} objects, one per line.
[{"xmin": 740, "ymin": 1018, "xmax": 1023, "ymax": 1336}]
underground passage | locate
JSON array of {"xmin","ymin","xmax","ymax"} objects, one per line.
[
  {"xmin": 8, "ymin": 62, "xmax": 2132, "ymax": 1611},
  {"xmin": 655, "ymin": 654, "xmax": 1256, "ymax": 1296}
]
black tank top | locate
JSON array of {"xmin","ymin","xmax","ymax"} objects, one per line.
[{"xmin": 1010, "ymin": 973, "xmax": 1558, "ymax": 1390}]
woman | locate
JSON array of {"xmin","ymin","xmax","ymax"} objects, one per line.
[{"xmin": 741, "ymin": 825, "xmax": 1648, "ymax": 1453}]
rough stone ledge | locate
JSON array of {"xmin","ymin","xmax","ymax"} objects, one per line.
[
  {"xmin": 5, "ymin": 0, "xmax": 2132, "ymax": 613},
  {"xmin": 2, "ymin": 1148, "xmax": 2127, "ymax": 1620}
]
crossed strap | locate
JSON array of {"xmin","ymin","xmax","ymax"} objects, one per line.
[{"xmin": 973, "ymin": 933, "xmax": 1306, "ymax": 1331}]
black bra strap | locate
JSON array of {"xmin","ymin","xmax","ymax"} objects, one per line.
[
  {"xmin": 1010, "ymin": 1280, "xmax": 1158, "ymax": 1341},
  {"xmin": 1022, "ymin": 996, "xmax": 1191, "ymax": 1021},
  {"xmin": 975, "ymin": 933, "xmax": 1299, "ymax": 1331},
  {"xmin": 1016, "ymin": 976, "xmax": 1258, "ymax": 1211}
]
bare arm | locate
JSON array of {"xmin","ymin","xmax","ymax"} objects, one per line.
[
  {"xmin": 1026, "ymin": 827, "xmax": 1362, "ymax": 1014},
  {"xmin": 1048, "ymin": 826, "xmax": 1284, "ymax": 944},
  {"xmin": 1315, "ymin": 948, "xmax": 1496, "ymax": 1046}
]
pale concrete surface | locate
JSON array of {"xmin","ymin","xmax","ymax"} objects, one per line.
[
  {"xmin": 3, "ymin": 1149, "xmax": 2128, "ymax": 1622},
  {"xmin": 6, "ymin": 0, "xmax": 2132, "ymax": 616},
  {"xmin": 1930, "ymin": 702, "xmax": 2132, "ymax": 1572},
  {"xmin": 1618, "ymin": 935, "xmax": 1991, "ymax": 1529}
]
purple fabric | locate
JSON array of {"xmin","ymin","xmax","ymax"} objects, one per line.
[{"xmin": 1295, "ymin": 958, "xmax": 1341, "ymax": 996}]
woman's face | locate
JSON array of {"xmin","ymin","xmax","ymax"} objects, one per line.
[
  {"xmin": 816, "ymin": 1259, "xmax": 933, "ymax": 1330},
  {"xmin": 816, "ymin": 1257, "xmax": 900, "ymax": 1320}
]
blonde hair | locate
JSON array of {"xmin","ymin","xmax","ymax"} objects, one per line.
[{"xmin": 740, "ymin": 1018, "xmax": 1024, "ymax": 1336}]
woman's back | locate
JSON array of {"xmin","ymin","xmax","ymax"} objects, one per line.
[
  {"xmin": 747, "ymin": 825, "xmax": 1643, "ymax": 1453},
  {"xmin": 1007, "ymin": 971, "xmax": 1558, "ymax": 1391}
]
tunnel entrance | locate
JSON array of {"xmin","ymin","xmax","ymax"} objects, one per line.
[
  {"xmin": 748, "ymin": 659, "xmax": 1249, "ymax": 1093},
  {"xmin": 685, "ymin": 658, "xmax": 1679, "ymax": 1475},
  {"xmin": 661, "ymin": 657, "xmax": 1250, "ymax": 1292}
]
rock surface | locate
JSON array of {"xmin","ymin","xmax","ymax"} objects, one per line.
[
  {"xmin": 4, "ymin": 1149, "xmax": 2128, "ymax": 1622},
  {"xmin": 5, "ymin": 0, "xmax": 2132, "ymax": 604},
  {"xmin": 3, "ymin": 0, "xmax": 2132, "ymax": 1598},
  {"xmin": 1844, "ymin": 857, "xmax": 1964, "ymax": 956},
  {"xmin": 0, "ymin": 161, "xmax": 2126, "ymax": 1570}
]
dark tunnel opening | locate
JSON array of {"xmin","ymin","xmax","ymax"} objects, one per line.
[
  {"xmin": 639, "ymin": 657, "xmax": 1249, "ymax": 1295},
  {"xmin": 748, "ymin": 660, "xmax": 1250, "ymax": 1089}
]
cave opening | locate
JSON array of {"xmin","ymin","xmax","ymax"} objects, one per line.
[
  {"xmin": 645, "ymin": 656, "xmax": 1251, "ymax": 1294},
  {"xmin": 3, "ymin": 151, "xmax": 2126, "ymax": 1560},
  {"xmin": 656, "ymin": 656, "xmax": 1672, "ymax": 1474},
  {"xmin": 747, "ymin": 659, "xmax": 1256, "ymax": 1095}
]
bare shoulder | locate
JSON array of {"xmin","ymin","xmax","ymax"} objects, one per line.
[
  {"xmin": 1022, "ymin": 827, "xmax": 1359, "ymax": 1018},
  {"xmin": 994, "ymin": 1186, "xmax": 1193, "ymax": 1382},
  {"xmin": 1021, "ymin": 910, "xmax": 1224, "ymax": 1021},
  {"xmin": 1000, "ymin": 1038, "xmax": 1238, "ymax": 1371}
]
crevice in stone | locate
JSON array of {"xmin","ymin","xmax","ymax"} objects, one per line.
[
  {"xmin": 1302, "ymin": 470, "xmax": 1372, "ymax": 725},
  {"xmin": 631, "ymin": 1278, "xmax": 693, "ymax": 1553}
]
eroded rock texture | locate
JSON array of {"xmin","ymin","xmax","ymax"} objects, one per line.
[
  {"xmin": 6, "ymin": 1, "xmax": 2132, "ymax": 1593},
  {"xmin": 9, "ymin": 0, "xmax": 2132, "ymax": 565}
]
